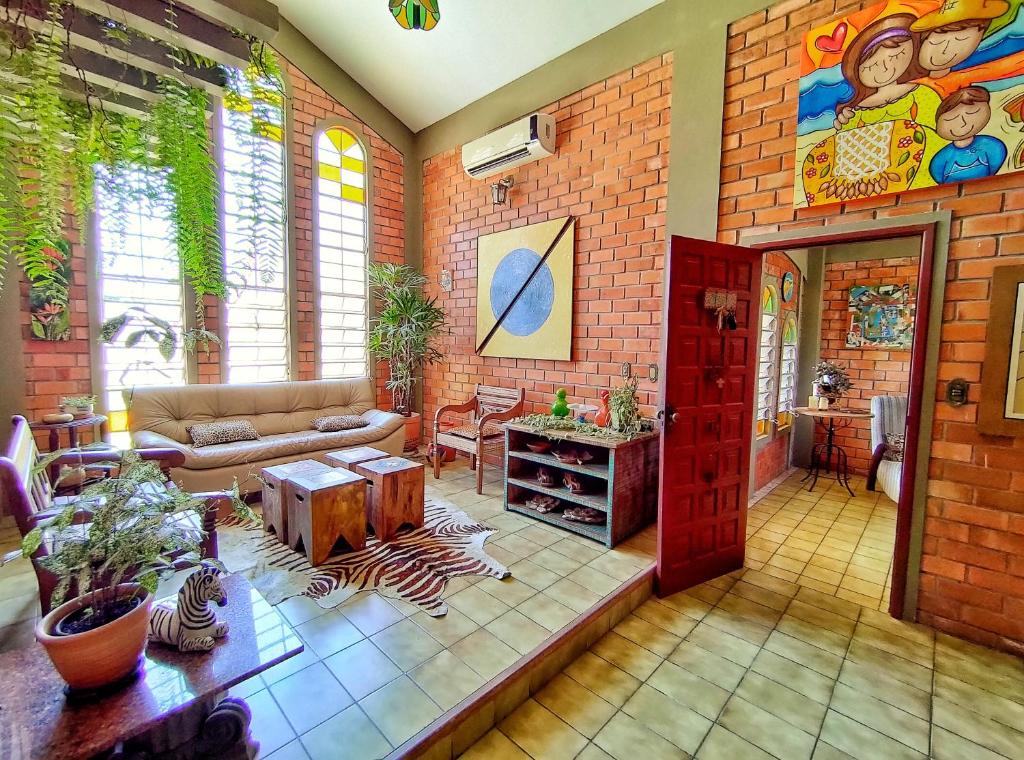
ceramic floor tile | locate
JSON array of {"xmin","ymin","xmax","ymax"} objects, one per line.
[
  {"xmin": 531, "ymin": 547, "xmax": 585, "ymax": 576},
  {"xmin": 545, "ymin": 577, "xmax": 604, "ymax": 614},
  {"xmin": 499, "ymin": 698, "xmax": 588, "ymax": 760},
  {"xmin": 564, "ymin": 651, "xmax": 642, "ymax": 707},
  {"xmin": 667, "ymin": 639, "xmax": 746, "ymax": 691},
  {"xmin": 646, "ymin": 660, "xmax": 730, "ymax": 720},
  {"xmin": 592, "ymin": 712, "xmax": 688, "ymax": 760},
  {"xmin": 612, "ymin": 613, "xmax": 682, "ymax": 657},
  {"xmin": 475, "ymin": 576, "xmax": 539, "ymax": 607},
  {"xmin": 763, "ymin": 630, "xmax": 843, "ymax": 679},
  {"xmin": 359, "ymin": 675, "xmax": 441, "ymax": 748},
  {"xmin": 837, "ymin": 659, "xmax": 930, "ymax": 720},
  {"xmin": 461, "ymin": 729, "xmax": 532, "ymax": 760},
  {"xmin": 695, "ymin": 725, "xmax": 774, "ymax": 760},
  {"xmin": 409, "ymin": 607, "xmax": 480, "ymax": 647},
  {"xmin": 686, "ymin": 621, "xmax": 760, "ymax": 667},
  {"xmin": 621, "ymin": 682, "xmax": 713, "ymax": 754},
  {"xmin": 566, "ymin": 565, "xmax": 622, "ymax": 596},
  {"xmin": 485, "ymin": 609, "xmax": 551, "ymax": 655},
  {"xmin": 294, "ymin": 608, "xmax": 365, "ymax": 659},
  {"xmin": 409, "ymin": 650, "xmax": 485, "ymax": 710},
  {"xmin": 845, "ymin": 640, "xmax": 932, "ymax": 692},
  {"xmin": 246, "ymin": 689, "xmax": 296, "ymax": 756},
  {"xmin": 734, "ymin": 670, "xmax": 827, "ymax": 735},
  {"xmin": 828, "ymin": 682, "xmax": 930, "ymax": 755},
  {"xmin": 450, "ymin": 628, "xmax": 521, "ymax": 680},
  {"xmin": 517, "ymin": 592, "xmax": 577, "ymax": 632},
  {"xmin": 340, "ymin": 593, "xmax": 406, "ymax": 637},
  {"xmin": 633, "ymin": 599, "xmax": 699, "ymax": 637},
  {"xmin": 932, "ymin": 696, "xmax": 1024, "ymax": 760},
  {"xmin": 269, "ymin": 662, "xmax": 352, "ymax": 735},
  {"xmin": 299, "ymin": 704, "xmax": 391, "ymax": 760},
  {"xmin": 535, "ymin": 673, "xmax": 618, "ymax": 739},
  {"xmin": 446, "ymin": 585, "xmax": 511, "ymax": 626},
  {"xmin": 264, "ymin": 739, "xmax": 311, "ymax": 760},
  {"xmin": 930, "ymin": 726, "xmax": 1008, "ymax": 760},
  {"xmin": 323, "ymin": 639, "xmax": 402, "ymax": 701},
  {"xmin": 591, "ymin": 631, "xmax": 664, "ymax": 680},
  {"xmin": 508, "ymin": 559, "xmax": 561, "ymax": 590},
  {"xmin": 718, "ymin": 695, "xmax": 816, "ymax": 760},
  {"xmin": 819, "ymin": 710, "xmax": 925, "ymax": 760},
  {"xmin": 370, "ymin": 618, "xmax": 443, "ymax": 671}
]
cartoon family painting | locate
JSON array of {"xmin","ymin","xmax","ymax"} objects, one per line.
[{"xmin": 797, "ymin": 0, "xmax": 1024, "ymax": 207}]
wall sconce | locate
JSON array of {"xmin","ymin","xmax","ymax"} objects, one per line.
[{"xmin": 491, "ymin": 176, "xmax": 514, "ymax": 205}]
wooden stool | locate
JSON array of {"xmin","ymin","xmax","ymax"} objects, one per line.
[
  {"xmin": 285, "ymin": 468, "xmax": 367, "ymax": 566},
  {"xmin": 325, "ymin": 446, "xmax": 389, "ymax": 472},
  {"xmin": 353, "ymin": 457, "xmax": 425, "ymax": 542},
  {"xmin": 260, "ymin": 460, "xmax": 332, "ymax": 544}
]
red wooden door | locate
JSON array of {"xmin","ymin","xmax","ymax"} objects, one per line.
[{"xmin": 656, "ymin": 236, "xmax": 762, "ymax": 596}]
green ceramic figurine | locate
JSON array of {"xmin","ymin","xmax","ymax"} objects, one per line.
[{"xmin": 551, "ymin": 389, "xmax": 570, "ymax": 418}]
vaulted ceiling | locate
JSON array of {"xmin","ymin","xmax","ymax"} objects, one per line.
[{"xmin": 276, "ymin": 0, "xmax": 664, "ymax": 132}]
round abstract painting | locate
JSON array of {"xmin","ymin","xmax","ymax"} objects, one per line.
[{"xmin": 489, "ymin": 247, "xmax": 554, "ymax": 337}]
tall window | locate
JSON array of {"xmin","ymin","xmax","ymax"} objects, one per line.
[
  {"xmin": 221, "ymin": 68, "xmax": 289, "ymax": 382},
  {"xmin": 96, "ymin": 168, "xmax": 186, "ymax": 435},
  {"xmin": 315, "ymin": 126, "xmax": 369, "ymax": 379},
  {"xmin": 777, "ymin": 316, "xmax": 798, "ymax": 430},
  {"xmin": 756, "ymin": 285, "xmax": 778, "ymax": 438}
]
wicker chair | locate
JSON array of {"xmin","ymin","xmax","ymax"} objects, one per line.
[
  {"xmin": 0, "ymin": 415, "xmax": 224, "ymax": 614},
  {"xmin": 433, "ymin": 385, "xmax": 525, "ymax": 494}
]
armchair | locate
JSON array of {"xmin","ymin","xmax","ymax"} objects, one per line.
[
  {"xmin": 0, "ymin": 415, "xmax": 225, "ymax": 614},
  {"xmin": 433, "ymin": 385, "xmax": 525, "ymax": 494},
  {"xmin": 866, "ymin": 395, "xmax": 908, "ymax": 504}
]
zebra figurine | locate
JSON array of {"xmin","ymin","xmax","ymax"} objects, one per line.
[{"xmin": 149, "ymin": 563, "xmax": 230, "ymax": 652}]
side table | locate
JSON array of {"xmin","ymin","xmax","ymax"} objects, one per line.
[
  {"xmin": 325, "ymin": 446, "xmax": 390, "ymax": 472},
  {"xmin": 795, "ymin": 407, "xmax": 874, "ymax": 496},
  {"xmin": 30, "ymin": 414, "xmax": 111, "ymax": 490},
  {"xmin": 286, "ymin": 467, "xmax": 367, "ymax": 565},
  {"xmin": 353, "ymin": 456, "xmax": 425, "ymax": 541},
  {"xmin": 260, "ymin": 460, "xmax": 332, "ymax": 544}
]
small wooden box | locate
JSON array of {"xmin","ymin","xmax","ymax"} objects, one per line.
[
  {"xmin": 286, "ymin": 468, "xmax": 367, "ymax": 566},
  {"xmin": 261, "ymin": 460, "xmax": 332, "ymax": 544},
  {"xmin": 325, "ymin": 446, "xmax": 390, "ymax": 472},
  {"xmin": 353, "ymin": 457, "xmax": 425, "ymax": 542}
]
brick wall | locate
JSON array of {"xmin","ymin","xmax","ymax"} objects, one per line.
[
  {"xmin": 15, "ymin": 53, "xmax": 405, "ymax": 445},
  {"xmin": 817, "ymin": 255, "xmax": 918, "ymax": 476},
  {"xmin": 420, "ymin": 54, "xmax": 672, "ymax": 431},
  {"xmin": 723, "ymin": 0, "xmax": 1024, "ymax": 653}
]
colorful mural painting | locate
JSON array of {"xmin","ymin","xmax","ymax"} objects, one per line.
[
  {"xmin": 796, "ymin": 0, "xmax": 1024, "ymax": 208},
  {"xmin": 847, "ymin": 283, "xmax": 915, "ymax": 348},
  {"xmin": 476, "ymin": 218, "xmax": 575, "ymax": 361},
  {"xmin": 29, "ymin": 239, "xmax": 72, "ymax": 341}
]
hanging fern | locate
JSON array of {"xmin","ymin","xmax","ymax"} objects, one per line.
[{"xmin": 151, "ymin": 73, "xmax": 224, "ymax": 330}]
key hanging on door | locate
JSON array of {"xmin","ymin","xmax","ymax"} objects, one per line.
[{"xmin": 715, "ymin": 304, "xmax": 737, "ymax": 331}]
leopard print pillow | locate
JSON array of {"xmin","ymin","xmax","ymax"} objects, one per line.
[
  {"xmin": 883, "ymin": 433, "xmax": 905, "ymax": 462},
  {"xmin": 312, "ymin": 415, "xmax": 370, "ymax": 433},
  {"xmin": 187, "ymin": 420, "xmax": 260, "ymax": 448}
]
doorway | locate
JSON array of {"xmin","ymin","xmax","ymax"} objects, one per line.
[{"xmin": 655, "ymin": 215, "xmax": 948, "ymax": 622}]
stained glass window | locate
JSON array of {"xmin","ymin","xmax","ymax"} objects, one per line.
[
  {"xmin": 757, "ymin": 285, "xmax": 779, "ymax": 438},
  {"xmin": 777, "ymin": 316, "xmax": 798, "ymax": 429},
  {"xmin": 221, "ymin": 67, "xmax": 289, "ymax": 383},
  {"xmin": 316, "ymin": 126, "xmax": 368, "ymax": 379}
]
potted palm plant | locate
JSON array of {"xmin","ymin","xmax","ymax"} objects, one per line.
[
  {"xmin": 23, "ymin": 451, "xmax": 214, "ymax": 692},
  {"xmin": 367, "ymin": 263, "xmax": 447, "ymax": 416}
]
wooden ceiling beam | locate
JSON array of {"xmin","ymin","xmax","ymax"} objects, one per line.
[
  {"xmin": 72, "ymin": 0, "xmax": 251, "ymax": 68},
  {"xmin": 60, "ymin": 73, "xmax": 152, "ymax": 118},
  {"xmin": 178, "ymin": 0, "xmax": 278, "ymax": 42}
]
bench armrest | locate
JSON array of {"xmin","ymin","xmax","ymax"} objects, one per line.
[{"xmin": 434, "ymin": 399, "xmax": 477, "ymax": 430}]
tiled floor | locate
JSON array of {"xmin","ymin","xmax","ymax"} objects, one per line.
[
  {"xmin": 746, "ymin": 470, "xmax": 896, "ymax": 612},
  {"xmin": 0, "ymin": 459, "xmax": 656, "ymax": 759},
  {"xmin": 462, "ymin": 566, "xmax": 1024, "ymax": 760}
]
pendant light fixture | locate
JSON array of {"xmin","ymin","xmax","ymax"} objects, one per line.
[{"xmin": 390, "ymin": 0, "xmax": 440, "ymax": 30}]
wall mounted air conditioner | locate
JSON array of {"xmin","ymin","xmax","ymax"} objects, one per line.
[{"xmin": 461, "ymin": 113, "xmax": 556, "ymax": 179}]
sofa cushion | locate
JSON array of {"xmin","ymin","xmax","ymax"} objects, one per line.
[
  {"xmin": 883, "ymin": 433, "xmax": 905, "ymax": 462},
  {"xmin": 178, "ymin": 410, "xmax": 404, "ymax": 470},
  {"xmin": 188, "ymin": 420, "xmax": 260, "ymax": 448},
  {"xmin": 312, "ymin": 415, "xmax": 370, "ymax": 432}
]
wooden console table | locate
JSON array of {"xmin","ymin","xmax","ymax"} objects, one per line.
[
  {"xmin": 0, "ymin": 574, "xmax": 302, "ymax": 759},
  {"xmin": 503, "ymin": 422, "xmax": 660, "ymax": 547}
]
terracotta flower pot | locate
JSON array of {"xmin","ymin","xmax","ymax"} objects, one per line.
[{"xmin": 36, "ymin": 583, "xmax": 153, "ymax": 691}]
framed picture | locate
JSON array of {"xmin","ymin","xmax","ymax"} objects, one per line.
[
  {"xmin": 796, "ymin": 0, "xmax": 1024, "ymax": 209},
  {"xmin": 846, "ymin": 283, "xmax": 914, "ymax": 349},
  {"xmin": 475, "ymin": 218, "xmax": 575, "ymax": 360},
  {"xmin": 980, "ymin": 264, "xmax": 1024, "ymax": 435}
]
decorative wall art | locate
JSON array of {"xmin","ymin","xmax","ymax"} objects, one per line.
[
  {"xmin": 980, "ymin": 264, "xmax": 1024, "ymax": 435},
  {"xmin": 782, "ymin": 270, "xmax": 796, "ymax": 302},
  {"xmin": 846, "ymin": 283, "xmax": 914, "ymax": 349},
  {"xmin": 796, "ymin": 0, "xmax": 1024, "ymax": 209},
  {"xmin": 29, "ymin": 239, "xmax": 72, "ymax": 342},
  {"xmin": 475, "ymin": 217, "xmax": 575, "ymax": 360},
  {"xmin": 390, "ymin": 0, "xmax": 440, "ymax": 30}
]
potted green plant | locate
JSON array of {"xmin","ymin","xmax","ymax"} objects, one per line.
[
  {"xmin": 367, "ymin": 263, "xmax": 447, "ymax": 416},
  {"xmin": 23, "ymin": 451, "xmax": 213, "ymax": 691},
  {"xmin": 609, "ymin": 376, "xmax": 642, "ymax": 436},
  {"xmin": 59, "ymin": 395, "xmax": 97, "ymax": 418},
  {"xmin": 814, "ymin": 360, "xmax": 853, "ymax": 407}
]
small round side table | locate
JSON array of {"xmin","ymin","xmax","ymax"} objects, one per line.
[
  {"xmin": 29, "ymin": 414, "xmax": 110, "ymax": 484},
  {"xmin": 794, "ymin": 407, "xmax": 873, "ymax": 497}
]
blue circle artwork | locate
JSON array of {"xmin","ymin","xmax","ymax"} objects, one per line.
[{"xmin": 490, "ymin": 248, "xmax": 554, "ymax": 337}]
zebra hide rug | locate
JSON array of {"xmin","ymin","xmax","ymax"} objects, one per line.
[{"xmin": 216, "ymin": 502, "xmax": 511, "ymax": 616}]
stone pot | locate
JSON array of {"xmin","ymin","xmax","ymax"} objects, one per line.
[
  {"xmin": 36, "ymin": 583, "xmax": 153, "ymax": 691},
  {"xmin": 60, "ymin": 402, "xmax": 94, "ymax": 419}
]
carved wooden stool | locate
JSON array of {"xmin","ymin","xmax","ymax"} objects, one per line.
[
  {"xmin": 353, "ymin": 457, "xmax": 425, "ymax": 542},
  {"xmin": 325, "ymin": 446, "xmax": 390, "ymax": 472},
  {"xmin": 260, "ymin": 460, "xmax": 332, "ymax": 544},
  {"xmin": 285, "ymin": 468, "xmax": 367, "ymax": 565}
]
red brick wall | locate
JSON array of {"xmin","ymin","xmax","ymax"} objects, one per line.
[
  {"xmin": 723, "ymin": 0, "xmax": 1024, "ymax": 654},
  {"xmin": 755, "ymin": 251, "xmax": 801, "ymax": 490},
  {"xmin": 15, "ymin": 53, "xmax": 405, "ymax": 442},
  {"xmin": 420, "ymin": 54, "xmax": 672, "ymax": 429},
  {"xmin": 817, "ymin": 256, "xmax": 918, "ymax": 476}
]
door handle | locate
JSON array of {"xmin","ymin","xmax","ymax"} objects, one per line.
[{"xmin": 658, "ymin": 406, "xmax": 679, "ymax": 428}]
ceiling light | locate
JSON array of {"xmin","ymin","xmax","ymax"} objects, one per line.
[{"xmin": 390, "ymin": 0, "xmax": 440, "ymax": 30}]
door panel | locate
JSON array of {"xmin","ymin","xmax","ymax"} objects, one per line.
[{"xmin": 657, "ymin": 236, "xmax": 762, "ymax": 597}]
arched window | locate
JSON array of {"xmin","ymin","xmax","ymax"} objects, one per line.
[
  {"xmin": 756, "ymin": 285, "xmax": 778, "ymax": 438},
  {"xmin": 777, "ymin": 315, "xmax": 798, "ymax": 429},
  {"xmin": 221, "ymin": 67, "xmax": 289, "ymax": 383},
  {"xmin": 316, "ymin": 125, "xmax": 368, "ymax": 379}
]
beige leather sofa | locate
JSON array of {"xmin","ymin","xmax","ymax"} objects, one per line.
[{"xmin": 127, "ymin": 378, "xmax": 405, "ymax": 494}]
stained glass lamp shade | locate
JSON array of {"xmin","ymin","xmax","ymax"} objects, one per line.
[{"xmin": 391, "ymin": 0, "xmax": 440, "ymax": 30}]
